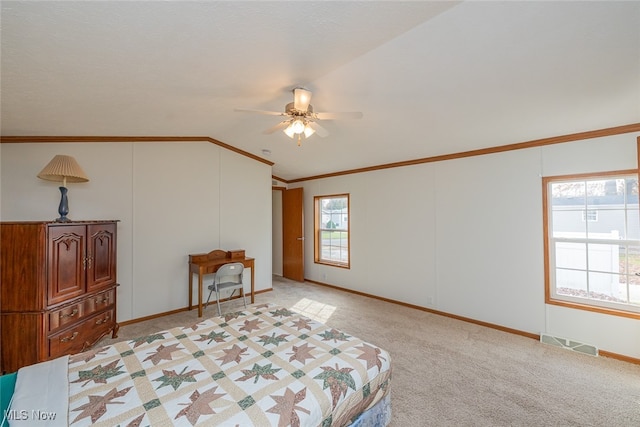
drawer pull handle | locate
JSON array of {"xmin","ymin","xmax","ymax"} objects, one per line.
[
  {"xmin": 60, "ymin": 332, "xmax": 79, "ymax": 343},
  {"xmin": 60, "ymin": 309, "xmax": 79, "ymax": 319},
  {"xmin": 96, "ymin": 297, "xmax": 109, "ymax": 304},
  {"xmin": 95, "ymin": 315, "xmax": 110, "ymax": 325}
]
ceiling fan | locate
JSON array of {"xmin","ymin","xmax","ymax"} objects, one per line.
[{"xmin": 235, "ymin": 87, "xmax": 363, "ymax": 146}]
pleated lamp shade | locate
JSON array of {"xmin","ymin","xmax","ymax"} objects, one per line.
[
  {"xmin": 37, "ymin": 155, "xmax": 89, "ymax": 187},
  {"xmin": 37, "ymin": 155, "xmax": 89, "ymax": 222}
]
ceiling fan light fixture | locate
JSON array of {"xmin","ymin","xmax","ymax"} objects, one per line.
[
  {"xmin": 283, "ymin": 124, "xmax": 296, "ymax": 138},
  {"xmin": 303, "ymin": 125, "xmax": 315, "ymax": 138},
  {"xmin": 293, "ymin": 87, "xmax": 312, "ymax": 112},
  {"xmin": 284, "ymin": 119, "xmax": 306, "ymax": 138},
  {"xmin": 236, "ymin": 87, "xmax": 362, "ymax": 146},
  {"xmin": 291, "ymin": 119, "xmax": 305, "ymax": 134}
]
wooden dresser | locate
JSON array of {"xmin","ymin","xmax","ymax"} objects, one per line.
[{"xmin": 0, "ymin": 220, "xmax": 119, "ymax": 373}]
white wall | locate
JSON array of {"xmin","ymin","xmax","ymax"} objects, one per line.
[
  {"xmin": 0, "ymin": 141, "xmax": 272, "ymax": 321},
  {"xmin": 291, "ymin": 132, "xmax": 640, "ymax": 359}
]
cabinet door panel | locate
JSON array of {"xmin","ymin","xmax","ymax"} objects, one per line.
[
  {"xmin": 87, "ymin": 223, "xmax": 117, "ymax": 291},
  {"xmin": 48, "ymin": 225, "xmax": 86, "ymax": 305}
]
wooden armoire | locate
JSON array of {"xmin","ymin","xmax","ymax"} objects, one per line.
[{"xmin": 0, "ymin": 220, "xmax": 119, "ymax": 373}]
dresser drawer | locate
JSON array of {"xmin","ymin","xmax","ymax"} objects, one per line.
[
  {"xmin": 48, "ymin": 309, "xmax": 115, "ymax": 358},
  {"xmin": 84, "ymin": 289, "xmax": 115, "ymax": 316},
  {"xmin": 49, "ymin": 302, "xmax": 84, "ymax": 332},
  {"xmin": 48, "ymin": 288, "xmax": 116, "ymax": 333}
]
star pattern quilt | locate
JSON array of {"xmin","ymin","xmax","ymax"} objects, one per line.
[{"xmin": 65, "ymin": 303, "xmax": 392, "ymax": 426}]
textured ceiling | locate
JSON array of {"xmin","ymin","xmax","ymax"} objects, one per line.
[{"xmin": 2, "ymin": 1, "xmax": 639, "ymax": 181}]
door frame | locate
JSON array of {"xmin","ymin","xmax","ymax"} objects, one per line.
[{"xmin": 273, "ymin": 186, "xmax": 305, "ymax": 282}]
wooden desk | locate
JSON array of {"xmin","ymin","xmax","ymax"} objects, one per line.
[{"xmin": 188, "ymin": 249, "xmax": 255, "ymax": 317}]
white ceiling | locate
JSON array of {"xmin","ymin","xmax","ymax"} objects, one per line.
[{"xmin": 2, "ymin": 1, "xmax": 639, "ymax": 181}]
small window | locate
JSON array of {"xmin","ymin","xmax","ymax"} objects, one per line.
[
  {"xmin": 543, "ymin": 171, "xmax": 640, "ymax": 318},
  {"xmin": 314, "ymin": 194, "xmax": 350, "ymax": 268},
  {"xmin": 582, "ymin": 210, "xmax": 598, "ymax": 222}
]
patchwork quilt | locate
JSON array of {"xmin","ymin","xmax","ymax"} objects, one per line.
[{"xmin": 65, "ymin": 303, "xmax": 392, "ymax": 426}]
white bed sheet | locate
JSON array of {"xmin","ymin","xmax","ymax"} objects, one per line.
[{"xmin": 8, "ymin": 356, "xmax": 69, "ymax": 426}]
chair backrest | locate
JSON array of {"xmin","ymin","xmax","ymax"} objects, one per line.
[{"xmin": 215, "ymin": 262, "xmax": 244, "ymax": 283}]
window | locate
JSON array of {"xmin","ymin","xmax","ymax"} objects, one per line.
[
  {"xmin": 314, "ymin": 194, "xmax": 350, "ymax": 268},
  {"xmin": 582, "ymin": 210, "xmax": 598, "ymax": 222},
  {"xmin": 543, "ymin": 171, "xmax": 640, "ymax": 318}
]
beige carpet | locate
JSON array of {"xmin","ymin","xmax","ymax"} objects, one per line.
[{"xmin": 100, "ymin": 276, "xmax": 640, "ymax": 426}]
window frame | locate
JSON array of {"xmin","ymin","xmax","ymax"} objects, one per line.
[
  {"xmin": 314, "ymin": 193, "xmax": 350, "ymax": 269},
  {"xmin": 543, "ymin": 169, "xmax": 640, "ymax": 320}
]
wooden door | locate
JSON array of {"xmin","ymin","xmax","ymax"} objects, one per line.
[
  {"xmin": 48, "ymin": 224, "xmax": 86, "ymax": 305},
  {"xmin": 87, "ymin": 222, "xmax": 117, "ymax": 292},
  {"xmin": 283, "ymin": 187, "xmax": 305, "ymax": 281}
]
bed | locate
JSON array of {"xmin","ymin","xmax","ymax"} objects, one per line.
[{"xmin": 3, "ymin": 303, "xmax": 392, "ymax": 426}]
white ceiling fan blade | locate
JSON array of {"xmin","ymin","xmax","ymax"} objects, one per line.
[
  {"xmin": 263, "ymin": 120, "xmax": 291, "ymax": 134},
  {"xmin": 235, "ymin": 108, "xmax": 286, "ymax": 116},
  {"xmin": 293, "ymin": 88, "xmax": 312, "ymax": 112},
  {"xmin": 315, "ymin": 111, "xmax": 363, "ymax": 120},
  {"xmin": 307, "ymin": 121, "xmax": 329, "ymax": 138}
]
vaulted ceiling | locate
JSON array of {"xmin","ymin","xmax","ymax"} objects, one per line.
[{"xmin": 2, "ymin": 1, "xmax": 639, "ymax": 181}]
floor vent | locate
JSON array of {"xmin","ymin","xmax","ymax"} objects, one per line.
[{"xmin": 540, "ymin": 333, "xmax": 598, "ymax": 357}]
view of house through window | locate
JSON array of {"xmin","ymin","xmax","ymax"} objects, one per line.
[
  {"xmin": 314, "ymin": 194, "xmax": 350, "ymax": 268},
  {"xmin": 544, "ymin": 172, "xmax": 640, "ymax": 317}
]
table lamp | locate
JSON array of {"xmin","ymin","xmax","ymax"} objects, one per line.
[{"xmin": 37, "ymin": 154, "xmax": 89, "ymax": 222}]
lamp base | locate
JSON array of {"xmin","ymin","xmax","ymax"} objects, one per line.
[{"xmin": 56, "ymin": 186, "xmax": 71, "ymax": 222}]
